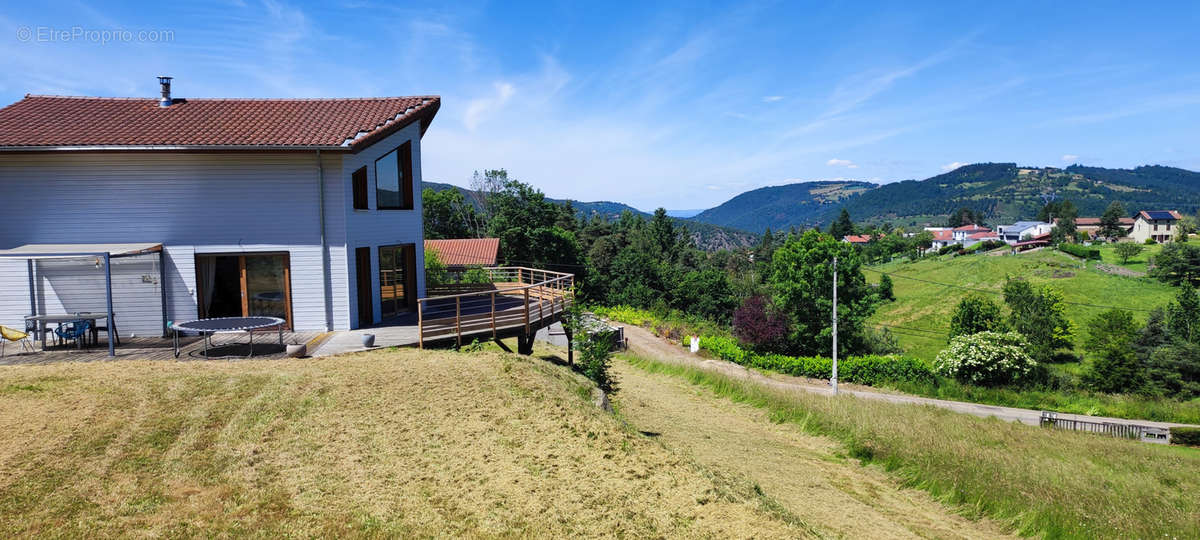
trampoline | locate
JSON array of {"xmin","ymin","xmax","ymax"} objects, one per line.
[{"xmin": 171, "ymin": 316, "xmax": 286, "ymax": 358}]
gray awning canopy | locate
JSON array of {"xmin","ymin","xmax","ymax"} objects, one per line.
[
  {"xmin": 2, "ymin": 242, "xmax": 166, "ymax": 357},
  {"xmin": 0, "ymin": 242, "xmax": 162, "ymax": 259}
]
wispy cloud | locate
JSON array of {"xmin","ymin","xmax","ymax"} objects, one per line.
[
  {"xmin": 826, "ymin": 158, "xmax": 858, "ymax": 168},
  {"xmin": 762, "ymin": 95, "xmax": 783, "ymax": 102},
  {"xmin": 1061, "ymin": 154, "xmax": 1079, "ymax": 162},
  {"xmin": 1046, "ymin": 93, "xmax": 1200, "ymax": 126}
]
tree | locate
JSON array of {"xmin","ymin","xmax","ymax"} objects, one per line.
[
  {"xmin": 949, "ymin": 294, "xmax": 1004, "ymax": 338},
  {"xmin": 1083, "ymin": 309, "xmax": 1141, "ymax": 355},
  {"xmin": 878, "ymin": 273, "xmax": 895, "ymax": 302},
  {"xmin": 670, "ymin": 269, "xmax": 737, "ymax": 323},
  {"xmin": 422, "ymin": 187, "xmax": 478, "ymax": 239},
  {"xmin": 424, "ymin": 248, "xmax": 448, "ymax": 287},
  {"xmin": 1046, "ymin": 200, "xmax": 1078, "ymax": 244},
  {"xmin": 828, "ymin": 209, "xmax": 855, "ymax": 240},
  {"xmin": 732, "ymin": 295, "xmax": 789, "ymax": 352},
  {"xmin": 912, "ymin": 230, "xmax": 935, "ymax": 256},
  {"xmin": 947, "ymin": 207, "xmax": 978, "ymax": 228},
  {"xmin": 1177, "ymin": 216, "xmax": 1198, "ymax": 243},
  {"xmin": 769, "ymin": 230, "xmax": 879, "ymax": 357},
  {"xmin": 1149, "ymin": 243, "xmax": 1200, "ymax": 287},
  {"xmin": 1082, "ymin": 309, "xmax": 1144, "ymax": 393},
  {"xmin": 1099, "ymin": 201, "xmax": 1129, "ymax": 240},
  {"xmin": 1114, "ymin": 242, "xmax": 1143, "ymax": 264},
  {"xmin": 1165, "ymin": 285, "xmax": 1200, "ymax": 344},
  {"xmin": 1002, "ymin": 278, "xmax": 1074, "ymax": 362}
]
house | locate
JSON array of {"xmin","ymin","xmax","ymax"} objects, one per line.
[
  {"xmin": 928, "ymin": 229, "xmax": 955, "ymax": 250},
  {"xmin": 1130, "ymin": 211, "xmax": 1184, "ymax": 243},
  {"xmin": 842, "ymin": 235, "xmax": 873, "ymax": 245},
  {"xmin": 0, "ymin": 77, "xmax": 440, "ymax": 336},
  {"xmin": 963, "ymin": 231, "xmax": 1001, "ymax": 248},
  {"xmin": 951, "ymin": 224, "xmax": 991, "ymax": 244},
  {"xmin": 1058, "ymin": 217, "xmax": 1135, "ymax": 239},
  {"xmin": 424, "ymin": 238, "xmax": 500, "ymax": 270},
  {"xmin": 996, "ymin": 221, "xmax": 1053, "ymax": 245}
]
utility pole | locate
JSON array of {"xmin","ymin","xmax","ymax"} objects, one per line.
[{"xmin": 832, "ymin": 256, "xmax": 839, "ymax": 395}]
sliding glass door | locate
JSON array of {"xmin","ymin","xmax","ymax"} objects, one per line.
[
  {"xmin": 379, "ymin": 244, "xmax": 416, "ymax": 318},
  {"xmin": 195, "ymin": 253, "xmax": 293, "ymax": 328}
]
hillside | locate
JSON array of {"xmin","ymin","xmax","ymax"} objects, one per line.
[
  {"xmin": 691, "ymin": 164, "xmax": 1200, "ymax": 232},
  {"xmin": 865, "ymin": 249, "xmax": 1179, "ymax": 362},
  {"xmin": 0, "ymin": 349, "xmax": 812, "ymax": 537},
  {"xmin": 423, "ymin": 181, "xmax": 757, "ymax": 251},
  {"xmin": 690, "ymin": 181, "xmax": 875, "ymax": 233}
]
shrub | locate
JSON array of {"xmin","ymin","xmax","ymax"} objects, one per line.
[
  {"xmin": 935, "ymin": 331, "xmax": 1038, "ymax": 387},
  {"xmin": 937, "ymin": 243, "xmax": 962, "ymax": 255},
  {"xmin": 732, "ymin": 295, "xmax": 789, "ymax": 352},
  {"xmin": 1171, "ymin": 427, "xmax": 1200, "ymax": 447},
  {"xmin": 1058, "ymin": 243, "xmax": 1101, "ymax": 260},
  {"xmin": 1114, "ymin": 242, "xmax": 1144, "ymax": 264},
  {"xmin": 878, "ymin": 273, "xmax": 895, "ymax": 301},
  {"xmin": 949, "ymin": 294, "xmax": 1005, "ymax": 338},
  {"xmin": 1144, "ymin": 237, "xmax": 1158, "ymax": 245}
]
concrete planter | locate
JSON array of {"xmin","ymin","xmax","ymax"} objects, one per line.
[
  {"xmin": 286, "ymin": 344, "xmax": 306, "ymax": 358},
  {"xmin": 361, "ymin": 334, "xmax": 376, "ymax": 348}
]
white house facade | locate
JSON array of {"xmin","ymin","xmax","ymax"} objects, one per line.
[
  {"xmin": 996, "ymin": 221, "xmax": 1052, "ymax": 244},
  {"xmin": 1129, "ymin": 211, "xmax": 1183, "ymax": 244},
  {"xmin": 0, "ymin": 84, "xmax": 439, "ymax": 337}
]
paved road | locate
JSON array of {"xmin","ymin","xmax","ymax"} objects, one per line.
[{"xmin": 611, "ymin": 323, "xmax": 1196, "ymax": 442}]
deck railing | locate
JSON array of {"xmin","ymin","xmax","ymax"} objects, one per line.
[
  {"xmin": 1039, "ymin": 411, "xmax": 1170, "ymax": 442},
  {"xmin": 417, "ymin": 266, "xmax": 574, "ymax": 347}
]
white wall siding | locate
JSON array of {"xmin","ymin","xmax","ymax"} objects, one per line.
[
  {"xmin": 340, "ymin": 122, "xmax": 427, "ymax": 328},
  {"xmin": 0, "ymin": 152, "xmax": 351, "ymax": 333}
]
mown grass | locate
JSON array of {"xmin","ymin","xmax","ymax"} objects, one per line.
[
  {"xmin": 623, "ymin": 354, "xmax": 1200, "ymax": 539},
  {"xmin": 0, "ymin": 350, "xmax": 810, "ymax": 538},
  {"xmin": 1093, "ymin": 242, "xmax": 1163, "ymax": 273},
  {"xmin": 868, "ymin": 249, "xmax": 1177, "ymax": 362}
]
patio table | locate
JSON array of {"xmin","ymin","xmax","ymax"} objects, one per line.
[{"xmin": 24, "ymin": 313, "xmax": 117, "ymax": 350}]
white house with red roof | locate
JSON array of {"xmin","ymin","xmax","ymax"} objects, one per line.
[
  {"xmin": 0, "ymin": 77, "xmax": 440, "ymax": 335},
  {"xmin": 1130, "ymin": 211, "xmax": 1184, "ymax": 243}
]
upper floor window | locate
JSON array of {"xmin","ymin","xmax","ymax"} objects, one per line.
[
  {"xmin": 352, "ymin": 166, "xmax": 368, "ymax": 210},
  {"xmin": 376, "ymin": 141, "xmax": 414, "ymax": 210}
]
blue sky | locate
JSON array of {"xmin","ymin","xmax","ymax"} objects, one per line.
[{"xmin": 2, "ymin": 1, "xmax": 1199, "ymax": 210}]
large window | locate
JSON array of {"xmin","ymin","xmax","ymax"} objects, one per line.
[
  {"xmin": 379, "ymin": 244, "xmax": 416, "ymax": 317},
  {"xmin": 375, "ymin": 141, "xmax": 414, "ymax": 210}
]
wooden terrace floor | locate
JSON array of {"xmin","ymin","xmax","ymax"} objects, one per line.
[{"xmin": 0, "ymin": 331, "xmax": 329, "ymax": 366}]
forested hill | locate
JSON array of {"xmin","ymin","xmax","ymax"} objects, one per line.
[
  {"xmin": 421, "ymin": 181, "xmax": 758, "ymax": 251},
  {"xmin": 689, "ymin": 163, "xmax": 1200, "ymax": 231},
  {"xmin": 690, "ymin": 181, "xmax": 876, "ymax": 232}
]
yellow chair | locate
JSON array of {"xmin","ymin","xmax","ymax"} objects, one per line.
[{"xmin": 1, "ymin": 325, "xmax": 34, "ymax": 357}]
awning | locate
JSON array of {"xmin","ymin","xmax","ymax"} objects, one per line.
[{"xmin": 0, "ymin": 243, "xmax": 162, "ymax": 259}]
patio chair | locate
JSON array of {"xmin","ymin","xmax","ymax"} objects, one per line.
[
  {"xmin": 1, "ymin": 325, "xmax": 35, "ymax": 357},
  {"xmin": 54, "ymin": 320, "xmax": 91, "ymax": 350}
]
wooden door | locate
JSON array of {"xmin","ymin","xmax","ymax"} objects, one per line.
[{"xmin": 355, "ymin": 247, "xmax": 373, "ymax": 327}]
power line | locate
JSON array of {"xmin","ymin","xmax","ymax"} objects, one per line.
[{"xmin": 862, "ymin": 266, "xmax": 1153, "ymax": 313}]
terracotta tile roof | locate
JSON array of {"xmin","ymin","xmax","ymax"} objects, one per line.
[
  {"xmin": 967, "ymin": 231, "xmax": 998, "ymax": 240},
  {"xmin": 1063, "ymin": 217, "xmax": 1135, "ymax": 226},
  {"xmin": 952, "ymin": 224, "xmax": 989, "ymax": 232},
  {"xmin": 424, "ymin": 238, "xmax": 499, "ymax": 267},
  {"xmin": 842, "ymin": 235, "xmax": 872, "ymax": 244},
  {"xmin": 0, "ymin": 94, "xmax": 439, "ymax": 152},
  {"xmin": 932, "ymin": 230, "xmax": 954, "ymax": 241}
]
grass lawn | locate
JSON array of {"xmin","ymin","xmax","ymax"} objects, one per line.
[
  {"xmin": 866, "ymin": 249, "xmax": 1178, "ymax": 362},
  {"xmin": 1094, "ymin": 241, "xmax": 1163, "ymax": 273},
  {"xmin": 623, "ymin": 354, "xmax": 1200, "ymax": 539},
  {"xmin": 0, "ymin": 349, "xmax": 811, "ymax": 537}
]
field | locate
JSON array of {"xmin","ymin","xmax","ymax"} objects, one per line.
[
  {"xmin": 0, "ymin": 349, "xmax": 813, "ymax": 537},
  {"xmin": 866, "ymin": 248, "xmax": 1178, "ymax": 362},
  {"xmin": 1094, "ymin": 241, "xmax": 1163, "ymax": 274},
  {"xmin": 622, "ymin": 354, "xmax": 1200, "ymax": 539}
]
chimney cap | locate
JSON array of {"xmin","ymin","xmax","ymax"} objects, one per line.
[
  {"xmin": 158, "ymin": 75, "xmax": 173, "ymax": 83},
  {"xmin": 158, "ymin": 76, "xmax": 173, "ymax": 107}
]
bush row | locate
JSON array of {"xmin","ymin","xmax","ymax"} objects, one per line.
[
  {"xmin": 1172, "ymin": 427, "xmax": 1200, "ymax": 447},
  {"xmin": 692, "ymin": 335, "xmax": 936, "ymax": 386},
  {"xmin": 1059, "ymin": 243, "xmax": 1101, "ymax": 260}
]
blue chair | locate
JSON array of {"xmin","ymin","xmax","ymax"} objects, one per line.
[{"xmin": 54, "ymin": 320, "xmax": 91, "ymax": 350}]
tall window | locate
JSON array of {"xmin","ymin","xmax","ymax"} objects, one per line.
[
  {"xmin": 375, "ymin": 141, "xmax": 414, "ymax": 210},
  {"xmin": 378, "ymin": 244, "xmax": 416, "ymax": 317},
  {"xmin": 352, "ymin": 166, "xmax": 368, "ymax": 210}
]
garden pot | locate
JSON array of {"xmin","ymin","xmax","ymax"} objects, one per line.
[
  {"xmin": 286, "ymin": 344, "xmax": 306, "ymax": 358},
  {"xmin": 361, "ymin": 334, "xmax": 376, "ymax": 348}
]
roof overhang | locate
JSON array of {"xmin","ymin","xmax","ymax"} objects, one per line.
[{"xmin": 0, "ymin": 242, "xmax": 162, "ymax": 259}]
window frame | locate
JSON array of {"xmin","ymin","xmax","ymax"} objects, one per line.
[{"xmin": 374, "ymin": 141, "xmax": 415, "ymax": 210}]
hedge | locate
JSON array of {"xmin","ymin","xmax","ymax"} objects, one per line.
[
  {"xmin": 1059, "ymin": 243, "xmax": 1101, "ymax": 260},
  {"xmin": 1171, "ymin": 427, "xmax": 1200, "ymax": 447},
  {"xmin": 692, "ymin": 335, "xmax": 936, "ymax": 386}
]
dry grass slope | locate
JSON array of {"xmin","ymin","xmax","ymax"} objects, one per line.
[{"xmin": 0, "ymin": 349, "xmax": 811, "ymax": 538}]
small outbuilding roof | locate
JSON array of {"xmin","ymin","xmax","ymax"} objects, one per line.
[{"xmin": 424, "ymin": 238, "xmax": 500, "ymax": 266}]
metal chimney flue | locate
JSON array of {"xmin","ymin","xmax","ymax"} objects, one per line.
[{"xmin": 157, "ymin": 76, "xmax": 173, "ymax": 107}]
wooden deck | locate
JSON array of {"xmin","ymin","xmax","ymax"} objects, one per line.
[
  {"xmin": 418, "ymin": 267, "xmax": 573, "ymax": 350},
  {"xmin": 0, "ymin": 331, "xmax": 328, "ymax": 365}
]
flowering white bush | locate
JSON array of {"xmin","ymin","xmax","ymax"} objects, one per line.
[{"xmin": 934, "ymin": 331, "xmax": 1037, "ymax": 386}]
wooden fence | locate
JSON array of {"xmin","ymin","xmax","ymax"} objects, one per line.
[{"xmin": 417, "ymin": 267, "xmax": 574, "ymax": 348}]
